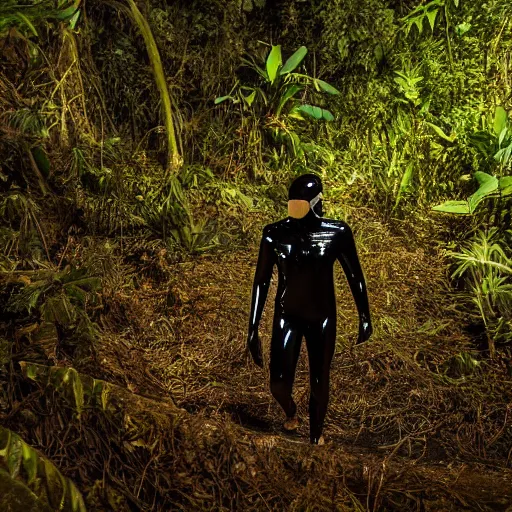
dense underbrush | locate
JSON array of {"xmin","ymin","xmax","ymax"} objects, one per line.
[
  {"xmin": 1, "ymin": 0, "xmax": 512, "ymax": 509},
  {"xmin": 2, "ymin": 205, "xmax": 512, "ymax": 510}
]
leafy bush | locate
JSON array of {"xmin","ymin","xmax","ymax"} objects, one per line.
[
  {"xmin": 6, "ymin": 267, "xmax": 100, "ymax": 361},
  {"xmin": 215, "ymin": 44, "xmax": 340, "ymax": 179},
  {"xmin": 0, "ymin": 425, "xmax": 86, "ymax": 512},
  {"xmin": 449, "ymin": 229, "xmax": 512, "ymax": 354}
]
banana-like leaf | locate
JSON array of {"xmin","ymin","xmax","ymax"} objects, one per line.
[
  {"xmin": 20, "ymin": 362, "xmax": 180, "ymax": 417},
  {"xmin": 315, "ymin": 79, "xmax": 340, "ymax": 95},
  {"xmin": 495, "ymin": 142, "xmax": 512, "ymax": 164},
  {"xmin": 433, "ymin": 172, "xmax": 504, "ymax": 215},
  {"xmin": 498, "ymin": 126, "xmax": 509, "ymax": 147},
  {"xmin": 31, "ymin": 322, "xmax": 58, "ymax": 359},
  {"xmin": 49, "ymin": 366, "xmax": 86, "ymax": 416},
  {"xmin": 499, "ymin": 176, "xmax": 512, "ymax": 195},
  {"xmin": 276, "ymin": 84, "xmax": 302, "ymax": 116},
  {"xmin": 432, "ymin": 200, "xmax": 471, "ymax": 214},
  {"xmin": 266, "ymin": 45, "xmax": 282, "ymax": 84},
  {"xmin": 296, "ymin": 105, "xmax": 334, "ymax": 121},
  {"xmin": 65, "ymin": 284, "xmax": 87, "ymax": 304},
  {"xmin": 0, "ymin": 469, "xmax": 52, "ymax": 512},
  {"xmin": 41, "ymin": 294, "xmax": 75, "ymax": 325},
  {"xmin": 0, "ymin": 426, "xmax": 86, "ymax": 512},
  {"xmin": 468, "ymin": 171, "xmax": 499, "ymax": 212},
  {"xmin": 474, "ymin": 171, "xmax": 498, "ymax": 187},
  {"xmin": 494, "ymin": 106, "xmax": 508, "ymax": 137},
  {"xmin": 21, "ymin": 362, "xmax": 110, "ymax": 416},
  {"xmin": 279, "ymin": 46, "xmax": 307, "ymax": 75},
  {"xmin": 63, "ymin": 276, "xmax": 101, "ymax": 292},
  {"xmin": 288, "ymin": 131, "xmax": 303, "ymax": 158}
]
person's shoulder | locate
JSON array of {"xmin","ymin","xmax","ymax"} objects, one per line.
[
  {"xmin": 319, "ymin": 217, "xmax": 352, "ymax": 234},
  {"xmin": 262, "ymin": 218, "xmax": 290, "ymax": 234}
]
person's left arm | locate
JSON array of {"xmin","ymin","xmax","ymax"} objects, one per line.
[{"xmin": 336, "ymin": 223, "xmax": 372, "ymax": 344}]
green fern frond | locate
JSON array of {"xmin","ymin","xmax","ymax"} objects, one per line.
[{"xmin": 7, "ymin": 109, "xmax": 48, "ymax": 138}]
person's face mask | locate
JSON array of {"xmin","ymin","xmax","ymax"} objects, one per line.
[{"xmin": 288, "ymin": 192, "xmax": 323, "ymax": 219}]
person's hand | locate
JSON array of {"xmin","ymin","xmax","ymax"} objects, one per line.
[
  {"xmin": 355, "ymin": 317, "xmax": 372, "ymax": 345},
  {"xmin": 247, "ymin": 330, "xmax": 263, "ymax": 368}
]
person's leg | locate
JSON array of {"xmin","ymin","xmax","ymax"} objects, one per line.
[
  {"xmin": 304, "ymin": 316, "xmax": 336, "ymax": 444},
  {"xmin": 269, "ymin": 313, "xmax": 303, "ymax": 424}
]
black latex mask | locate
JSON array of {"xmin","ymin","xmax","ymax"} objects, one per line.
[{"xmin": 287, "ymin": 173, "xmax": 323, "ymax": 218}]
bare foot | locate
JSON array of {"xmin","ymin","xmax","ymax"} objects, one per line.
[
  {"xmin": 317, "ymin": 436, "xmax": 325, "ymax": 446},
  {"xmin": 283, "ymin": 416, "xmax": 299, "ymax": 431}
]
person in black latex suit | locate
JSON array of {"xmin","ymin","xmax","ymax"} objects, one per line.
[{"xmin": 247, "ymin": 173, "xmax": 372, "ymax": 445}]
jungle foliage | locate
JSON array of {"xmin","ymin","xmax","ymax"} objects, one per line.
[{"xmin": 0, "ymin": 0, "xmax": 511, "ymax": 509}]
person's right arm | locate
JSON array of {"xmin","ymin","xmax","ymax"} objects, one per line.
[{"xmin": 247, "ymin": 226, "xmax": 276, "ymax": 366}]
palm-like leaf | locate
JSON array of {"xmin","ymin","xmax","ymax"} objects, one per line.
[{"xmin": 0, "ymin": 426, "xmax": 86, "ymax": 512}]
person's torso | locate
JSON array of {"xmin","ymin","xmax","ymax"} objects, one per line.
[{"xmin": 265, "ymin": 217, "xmax": 345, "ymax": 320}]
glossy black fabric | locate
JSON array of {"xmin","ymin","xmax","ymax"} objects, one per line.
[
  {"xmin": 247, "ymin": 193, "xmax": 372, "ymax": 444},
  {"xmin": 269, "ymin": 312, "xmax": 336, "ymax": 444},
  {"xmin": 288, "ymin": 173, "xmax": 323, "ymax": 202}
]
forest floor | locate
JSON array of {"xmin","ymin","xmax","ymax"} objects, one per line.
[{"xmin": 77, "ymin": 205, "xmax": 512, "ymax": 510}]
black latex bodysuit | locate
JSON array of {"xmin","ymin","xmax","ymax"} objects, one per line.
[{"xmin": 247, "ymin": 174, "xmax": 372, "ymax": 444}]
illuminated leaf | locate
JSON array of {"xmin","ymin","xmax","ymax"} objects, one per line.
[
  {"xmin": 276, "ymin": 84, "xmax": 302, "ymax": 116},
  {"xmin": 456, "ymin": 22, "xmax": 471, "ymax": 37},
  {"xmin": 494, "ymin": 106, "xmax": 508, "ymax": 136},
  {"xmin": 16, "ymin": 13, "xmax": 38, "ymax": 37},
  {"xmin": 395, "ymin": 161, "xmax": 414, "ymax": 208},
  {"xmin": 243, "ymin": 90, "xmax": 256, "ymax": 106},
  {"xmin": 315, "ymin": 79, "xmax": 340, "ymax": 95},
  {"xmin": 498, "ymin": 176, "xmax": 512, "ymax": 196},
  {"xmin": 280, "ymin": 46, "xmax": 307, "ymax": 75},
  {"xmin": 214, "ymin": 95, "xmax": 232, "ymax": 104},
  {"xmin": 468, "ymin": 172, "xmax": 499, "ymax": 212},
  {"xmin": 432, "ymin": 201, "xmax": 471, "ymax": 214},
  {"xmin": 55, "ymin": 0, "xmax": 81, "ymax": 20},
  {"xmin": 266, "ymin": 45, "xmax": 282, "ymax": 84},
  {"xmin": 425, "ymin": 121, "xmax": 456, "ymax": 142},
  {"xmin": 297, "ymin": 105, "xmax": 334, "ymax": 121},
  {"xmin": 31, "ymin": 147, "xmax": 51, "ymax": 177},
  {"xmin": 426, "ymin": 8, "xmax": 438, "ymax": 31},
  {"xmin": 68, "ymin": 9, "xmax": 80, "ymax": 29},
  {"xmin": 0, "ymin": 426, "xmax": 86, "ymax": 512}
]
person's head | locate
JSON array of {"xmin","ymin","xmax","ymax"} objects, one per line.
[{"xmin": 288, "ymin": 173, "xmax": 323, "ymax": 219}]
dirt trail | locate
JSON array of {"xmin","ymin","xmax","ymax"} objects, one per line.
[{"xmin": 94, "ymin": 211, "xmax": 512, "ymax": 510}]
